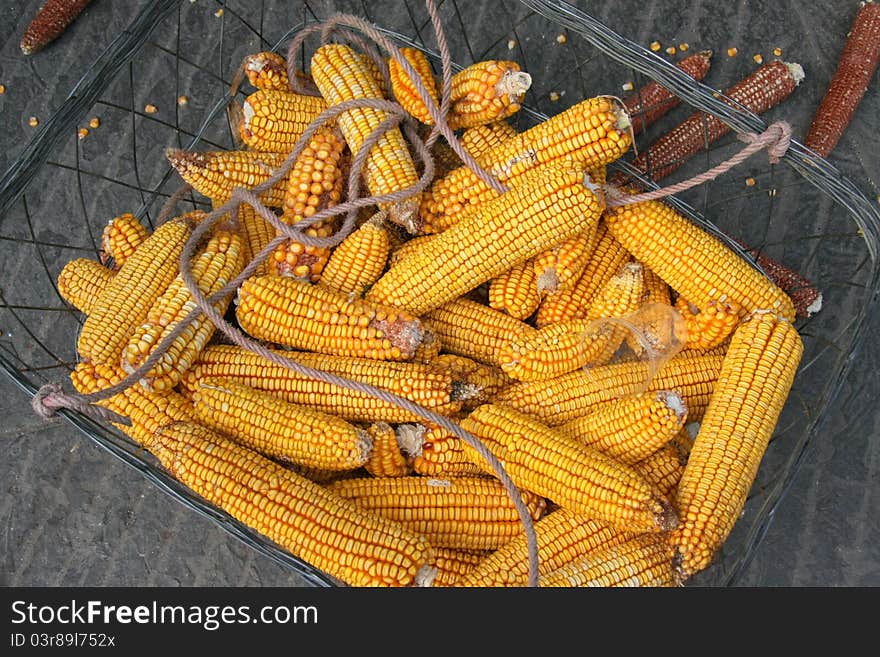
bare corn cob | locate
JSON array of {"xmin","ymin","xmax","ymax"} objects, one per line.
[
  {"xmin": 363, "ymin": 422, "xmax": 412, "ymax": 477},
  {"xmin": 459, "ymin": 121, "xmax": 518, "ymax": 157},
  {"xmin": 425, "ymin": 354, "xmax": 513, "ymax": 410},
  {"xmin": 674, "ymin": 296, "xmax": 742, "ymax": 351},
  {"xmin": 239, "ymin": 89, "xmax": 327, "ymax": 152},
  {"xmin": 326, "ymin": 475, "xmax": 546, "ymax": 550},
  {"xmin": 460, "ymin": 404, "xmax": 677, "ymax": 532},
  {"xmin": 605, "ymin": 200, "xmax": 795, "ymax": 321},
  {"xmin": 533, "ymin": 227, "xmax": 599, "ymax": 296},
  {"xmin": 272, "ymin": 126, "xmax": 347, "ymax": 281},
  {"xmin": 388, "ymin": 47, "xmax": 439, "ymax": 125},
  {"xmin": 558, "ymin": 390, "xmax": 687, "ymax": 465},
  {"xmin": 488, "ymin": 260, "xmax": 541, "ymax": 320},
  {"xmin": 100, "ymin": 213, "xmax": 149, "ymax": 269},
  {"xmin": 77, "ymin": 216, "xmax": 194, "ymax": 365},
  {"xmin": 319, "ymin": 214, "xmax": 390, "ymax": 295},
  {"xmin": 634, "ymin": 439, "xmax": 689, "ymax": 499},
  {"xmin": 150, "ymin": 422, "xmax": 432, "ymax": 587},
  {"xmin": 243, "ymin": 51, "xmax": 290, "ymax": 91},
  {"xmin": 447, "ymin": 60, "xmax": 532, "ymax": 129},
  {"xmin": 458, "ymin": 509, "xmax": 631, "ymax": 587},
  {"xmin": 671, "ymin": 312, "xmax": 802, "ymax": 580},
  {"xmin": 70, "ymin": 363, "xmax": 195, "ymax": 447},
  {"xmin": 166, "ymin": 149, "xmax": 289, "ymax": 207},
  {"xmin": 311, "ymin": 44, "xmax": 422, "ymax": 232},
  {"xmin": 121, "ymin": 230, "xmax": 245, "ymax": 392},
  {"xmin": 535, "ymin": 222, "xmax": 631, "ymax": 327},
  {"xmin": 494, "ymin": 351, "xmax": 724, "ymax": 425},
  {"xmin": 422, "ymin": 298, "xmax": 533, "ymax": 368},
  {"xmin": 539, "ymin": 533, "xmax": 675, "ymax": 587},
  {"xmin": 180, "ymin": 345, "xmax": 464, "ymax": 422},
  {"xmin": 400, "ymin": 423, "xmax": 486, "ymax": 478},
  {"xmin": 419, "ymin": 96, "xmax": 631, "ymax": 233},
  {"xmin": 367, "ymin": 163, "xmax": 605, "ymax": 315},
  {"xmin": 423, "ymin": 548, "xmax": 489, "ymax": 587},
  {"xmin": 57, "ymin": 258, "xmax": 113, "ymax": 314},
  {"xmin": 236, "ymin": 275, "xmax": 424, "ymax": 360},
  {"xmin": 192, "ymin": 379, "xmax": 370, "ymax": 470}
]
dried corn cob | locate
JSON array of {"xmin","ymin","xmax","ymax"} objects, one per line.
[
  {"xmin": 605, "ymin": 200, "xmax": 795, "ymax": 321},
  {"xmin": 671, "ymin": 312, "xmax": 802, "ymax": 580},
  {"xmin": 388, "ymin": 47, "xmax": 439, "ymax": 125},
  {"xmin": 494, "ymin": 351, "xmax": 724, "ymax": 425},
  {"xmin": 326, "ymin": 475, "xmax": 546, "ymax": 550},
  {"xmin": 239, "ymin": 89, "xmax": 327, "ymax": 152},
  {"xmin": 57, "ymin": 258, "xmax": 113, "ymax": 314},
  {"xmin": 231, "ymin": 203, "xmax": 274, "ymax": 278},
  {"xmin": 805, "ymin": 1, "xmax": 880, "ymax": 157},
  {"xmin": 319, "ymin": 214, "xmax": 390, "ymax": 295},
  {"xmin": 363, "ymin": 422, "xmax": 412, "ymax": 478},
  {"xmin": 634, "ymin": 439, "xmax": 689, "ymax": 499},
  {"xmin": 357, "ymin": 52, "xmax": 391, "ymax": 97},
  {"xmin": 77, "ymin": 216, "xmax": 194, "ymax": 365},
  {"xmin": 460, "ymin": 405, "xmax": 677, "ymax": 532},
  {"xmin": 70, "ymin": 362, "xmax": 195, "ymax": 447},
  {"xmin": 166, "ymin": 149, "xmax": 289, "ymax": 207},
  {"xmin": 20, "ymin": 0, "xmax": 92, "ymax": 55},
  {"xmin": 192, "ymin": 379, "xmax": 370, "ymax": 470},
  {"xmin": 533, "ymin": 227, "xmax": 599, "ymax": 296},
  {"xmin": 422, "ymin": 298, "xmax": 533, "ymax": 368},
  {"xmin": 235, "ymin": 275, "xmax": 424, "ymax": 360},
  {"xmin": 459, "ymin": 121, "xmax": 518, "ymax": 158},
  {"xmin": 642, "ymin": 266, "xmax": 671, "ymax": 306},
  {"xmin": 367, "ymin": 163, "xmax": 605, "ymax": 315},
  {"xmin": 180, "ymin": 345, "xmax": 464, "ymax": 422},
  {"xmin": 458, "ymin": 509, "xmax": 630, "ymax": 587},
  {"xmin": 401, "ymin": 423, "xmax": 486, "ymax": 478},
  {"xmin": 121, "ymin": 230, "xmax": 244, "ymax": 392},
  {"xmin": 419, "ymin": 96, "xmax": 631, "ymax": 233},
  {"xmin": 535, "ymin": 222, "xmax": 631, "ymax": 327},
  {"xmin": 100, "ymin": 213, "xmax": 149, "ymax": 269},
  {"xmin": 423, "ymin": 548, "xmax": 489, "ymax": 587},
  {"xmin": 488, "ymin": 260, "xmax": 541, "ymax": 320},
  {"xmin": 628, "ymin": 61, "xmax": 803, "ymax": 180},
  {"xmin": 623, "ymin": 50, "xmax": 713, "ymax": 133},
  {"xmin": 388, "ymin": 234, "xmax": 437, "ymax": 267},
  {"xmin": 243, "ymin": 51, "xmax": 290, "ymax": 91},
  {"xmin": 150, "ymin": 422, "xmax": 432, "ymax": 587},
  {"xmin": 674, "ymin": 296, "xmax": 742, "ymax": 351},
  {"xmin": 447, "ymin": 60, "xmax": 532, "ymax": 129},
  {"xmin": 311, "ymin": 44, "xmax": 422, "ymax": 232},
  {"xmin": 558, "ymin": 390, "xmax": 687, "ymax": 465},
  {"xmin": 539, "ymin": 533, "xmax": 675, "ymax": 587},
  {"xmin": 411, "ymin": 327, "xmax": 442, "ymax": 363},
  {"xmin": 425, "ymin": 354, "xmax": 513, "ymax": 409}
]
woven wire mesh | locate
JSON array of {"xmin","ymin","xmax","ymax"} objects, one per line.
[{"xmin": 0, "ymin": 0, "xmax": 878, "ymax": 586}]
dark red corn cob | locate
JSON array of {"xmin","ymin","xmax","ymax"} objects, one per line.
[
  {"xmin": 805, "ymin": 0, "xmax": 880, "ymax": 157},
  {"xmin": 20, "ymin": 0, "xmax": 93, "ymax": 55},
  {"xmin": 624, "ymin": 50, "xmax": 714, "ymax": 134}
]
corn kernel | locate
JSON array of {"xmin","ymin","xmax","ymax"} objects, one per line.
[
  {"xmin": 78, "ymin": 128, "xmax": 89, "ymax": 140},
  {"xmin": 144, "ymin": 103, "xmax": 158, "ymax": 114},
  {"xmin": 622, "ymin": 81, "xmax": 634, "ymax": 92},
  {"xmin": 89, "ymin": 117, "xmax": 100, "ymax": 129},
  {"xmin": 745, "ymin": 177, "xmax": 756, "ymax": 187},
  {"xmin": 727, "ymin": 47, "xmax": 738, "ymax": 57},
  {"xmin": 666, "ymin": 46, "xmax": 677, "ymax": 55},
  {"xmin": 650, "ymin": 41, "xmax": 661, "ymax": 51},
  {"xmin": 549, "ymin": 91, "xmax": 561, "ymax": 101},
  {"xmin": 753, "ymin": 53, "xmax": 763, "ymax": 64},
  {"xmin": 0, "ymin": 84, "xmax": 6, "ymax": 94},
  {"xmin": 28, "ymin": 116, "xmax": 38, "ymax": 127},
  {"xmin": 679, "ymin": 42, "xmax": 690, "ymax": 52},
  {"xmin": 556, "ymin": 33, "xmax": 567, "ymax": 44},
  {"xmin": 507, "ymin": 39, "xmax": 516, "ymax": 50},
  {"xmin": 773, "ymin": 47, "xmax": 783, "ymax": 56},
  {"xmin": 214, "ymin": 8, "xmax": 224, "ymax": 17},
  {"xmin": 177, "ymin": 95, "xmax": 189, "ymax": 106}
]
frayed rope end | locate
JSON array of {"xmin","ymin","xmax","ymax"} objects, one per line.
[{"xmin": 31, "ymin": 382, "xmax": 132, "ymax": 426}]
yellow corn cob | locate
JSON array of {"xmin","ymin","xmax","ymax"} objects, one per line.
[
  {"xmin": 271, "ymin": 125, "xmax": 348, "ymax": 282},
  {"xmin": 235, "ymin": 275, "xmax": 424, "ymax": 360},
  {"xmin": 588, "ymin": 261, "xmax": 647, "ymax": 319},
  {"xmin": 388, "ymin": 234, "xmax": 437, "ymax": 267},
  {"xmin": 558, "ymin": 390, "xmax": 687, "ymax": 465},
  {"xmin": 192, "ymin": 379, "xmax": 370, "ymax": 470},
  {"xmin": 423, "ymin": 548, "xmax": 490, "ymax": 587},
  {"xmin": 120, "ymin": 230, "xmax": 245, "ymax": 392},
  {"xmin": 634, "ymin": 439, "xmax": 689, "ymax": 499},
  {"xmin": 166, "ymin": 149, "xmax": 289, "ymax": 207},
  {"xmin": 675, "ymin": 296, "xmax": 743, "ymax": 351},
  {"xmin": 70, "ymin": 363, "xmax": 195, "ymax": 447},
  {"xmin": 400, "ymin": 423, "xmax": 486, "ymax": 478},
  {"xmin": 243, "ymin": 51, "xmax": 290, "ymax": 91},
  {"xmin": 488, "ymin": 260, "xmax": 541, "ymax": 320},
  {"xmin": 605, "ymin": 200, "xmax": 795, "ymax": 321},
  {"xmin": 459, "ymin": 121, "xmax": 518, "ymax": 158},
  {"xmin": 326, "ymin": 475, "xmax": 546, "ymax": 550},
  {"xmin": 77, "ymin": 217, "xmax": 194, "ymax": 365},
  {"xmin": 535, "ymin": 222, "xmax": 631, "ymax": 328},
  {"xmin": 643, "ymin": 266, "xmax": 672, "ymax": 305},
  {"xmin": 419, "ymin": 97, "xmax": 631, "ymax": 233},
  {"xmin": 239, "ymin": 89, "xmax": 327, "ymax": 152},
  {"xmin": 150, "ymin": 422, "xmax": 432, "ymax": 587},
  {"xmin": 100, "ymin": 213, "xmax": 149, "ymax": 269},
  {"xmin": 458, "ymin": 508, "xmax": 631, "ymax": 587},
  {"xmin": 57, "ymin": 259, "xmax": 114, "ymax": 314},
  {"xmin": 460, "ymin": 405, "xmax": 677, "ymax": 532},
  {"xmin": 411, "ymin": 328, "xmax": 443, "ymax": 364},
  {"xmin": 425, "ymin": 354, "xmax": 513, "ymax": 410},
  {"xmin": 311, "ymin": 44, "xmax": 422, "ymax": 232},
  {"xmin": 447, "ymin": 60, "xmax": 532, "ymax": 130},
  {"xmin": 539, "ymin": 533, "xmax": 675, "ymax": 587},
  {"xmin": 226, "ymin": 203, "xmax": 275, "ymax": 278},
  {"xmin": 363, "ymin": 422, "xmax": 412, "ymax": 477},
  {"xmin": 494, "ymin": 351, "xmax": 724, "ymax": 425},
  {"xmin": 533, "ymin": 227, "xmax": 599, "ymax": 296},
  {"xmin": 422, "ymin": 298, "xmax": 532, "ymax": 368},
  {"xmin": 671, "ymin": 312, "xmax": 802, "ymax": 580},
  {"xmin": 319, "ymin": 214, "xmax": 390, "ymax": 295},
  {"xmin": 388, "ymin": 47, "xmax": 439, "ymax": 125},
  {"xmin": 180, "ymin": 345, "xmax": 464, "ymax": 422},
  {"xmin": 367, "ymin": 164, "xmax": 604, "ymax": 315}
]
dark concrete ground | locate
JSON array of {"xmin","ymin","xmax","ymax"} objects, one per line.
[{"xmin": 1, "ymin": 0, "xmax": 878, "ymax": 586}]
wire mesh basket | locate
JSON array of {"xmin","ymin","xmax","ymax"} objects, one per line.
[{"xmin": 1, "ymin": 0, "xmax": 878, "ymax": 586}]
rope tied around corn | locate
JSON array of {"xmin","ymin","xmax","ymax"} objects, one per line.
[{"xmin": 32, "ymin": 0, "xmax": 794, "ymax": 588}]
